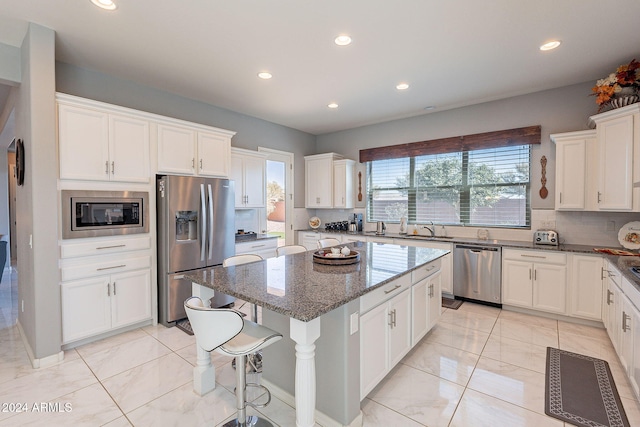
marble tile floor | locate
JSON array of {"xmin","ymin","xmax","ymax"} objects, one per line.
[{"xmin": 1, "ymin": 292, "xmax": 640, "ymax": 426}]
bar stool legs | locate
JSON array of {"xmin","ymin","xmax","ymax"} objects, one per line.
[{"xmin": 223, "ymin": 354, "xmax": 274, "ymax": 427}]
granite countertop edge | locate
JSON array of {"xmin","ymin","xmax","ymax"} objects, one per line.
[{"xmin": 185, "ymin": 247, "xmax": 449, "ymax": 322}]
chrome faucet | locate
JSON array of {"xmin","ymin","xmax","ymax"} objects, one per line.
[{"xmin": 422, "ymin": 221, "xmax": 435, "ymax": 237}]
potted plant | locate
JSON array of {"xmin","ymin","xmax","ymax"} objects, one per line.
[{"xmin": 591, "ymin": 59, "xmax": 639, "ymax": 112}]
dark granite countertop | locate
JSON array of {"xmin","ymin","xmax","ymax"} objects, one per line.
[
  {"xmin": 301, "ymin": 229, "xmax": 606, "ymax": 255},
  {"xmin": 186, "ymin": 241, "xmax": 449, "ymax": 322}
]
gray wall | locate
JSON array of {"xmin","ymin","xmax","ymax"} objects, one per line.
[
  {"xmin": 55, "ymin": 62, "xmax": 317, "ymax": 208},
  {"xmin": 15, "ymin": 24, "xmax": 60, "ymax": 359},
  {"xmin": 316, "ymin": 81, "xmax": 597, "ymax": 210}
]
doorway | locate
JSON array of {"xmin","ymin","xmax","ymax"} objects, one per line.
[{"xmin": 258, "ymin": 148, "xmax": 294, "ymax": 246}]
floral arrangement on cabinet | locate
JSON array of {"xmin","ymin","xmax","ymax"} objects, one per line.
[{"xmin": 591, "ymin": 59, "xmax": 639, "ymax": 112}]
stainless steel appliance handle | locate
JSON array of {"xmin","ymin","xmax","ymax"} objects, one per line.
[
  {"xmin": 207, "ymin": 184, "xmax": 214, "ymax": 260},
  {"xmin": 455, "ymin": 244, "xmax": 499, "ymax": 251},
  {"xmin": 200, "ymin": 183, "xmax": 206, "ymax": 262}
]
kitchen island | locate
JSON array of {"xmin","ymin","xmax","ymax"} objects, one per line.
[{"xmin": 187, "ymin": 241, "xmax": 449, "ymax": 427}]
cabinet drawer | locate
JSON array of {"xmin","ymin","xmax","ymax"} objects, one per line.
[
  {"xmin": 235, "ymin": 239, "xmax": 277, "ymax": 254},
  {"xmin": 60, "ymin": 236, "xmax": 151, "ymax": 259},
  {"xmin": 360, "ymin": 274, "xmax": 411, "ymax": 314},
  {"xmin": 61, "ymin": 254, "xmax": 151, "ymax": 282},
  {"xmin": 411, "ymin": 259, "xmax": 442, "ymax": 284},
  {"xmin": 503, "ymin": 248, "xmax": 566, "ymax": 265}
]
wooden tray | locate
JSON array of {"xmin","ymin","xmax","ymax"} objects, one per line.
[{"xmin": 312, "ymin": 249, "xmax": 361, "ymax": 265}]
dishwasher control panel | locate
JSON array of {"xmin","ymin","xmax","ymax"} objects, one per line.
[{"xmin": 533, "ymin": 230, "xmax": 558, "ymax": 246}]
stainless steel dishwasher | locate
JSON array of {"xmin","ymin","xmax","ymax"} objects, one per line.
[{"xmin": 453, "ymin": 244, "xmax": 502, "ymax": 306}]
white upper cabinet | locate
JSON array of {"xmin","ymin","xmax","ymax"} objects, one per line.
[
  {"xmin": 305, "ymin": 153, "xmax": 355, "ymax": 209},
  {"xmin": 590, "ymin": 104, "xmax": 640, "ymax": 211},
  {"xmin": 156, "ymin": 124, "xmax": 196, "ymax": 175},
  {"xmin": 230, "ymin": 147, "xmax": 266, "ymax": 208},
  {"xmin": 157, "ymin": 121, "xmax": 233, "ymax": 178},
  {"xmin": 551, "ymin": 130, "xmax": 595, "ymax": 210},
  {"xmin": 333, "ymin": 159, "xmax": 355, "ymax": 209},
  {"xmin": 58, "ymin": 96, "xmax": 150, "ymax": 183}
]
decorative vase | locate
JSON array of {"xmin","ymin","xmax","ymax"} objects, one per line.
[{"xmin": 610, "ymin": 86, "xmax": 639, "ymax": 109}]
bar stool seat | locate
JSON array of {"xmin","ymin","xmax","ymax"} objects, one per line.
[
  {"xmin": 275, "ymin": 245, "xmax": 307, "ymax": 257},
  {"xmin": 185, "ymin": 297, "xmax": 282, "ymax": 427},
  {"xmin": 317, "ymin": 238, "xmax": 341, "ymax": 249}
]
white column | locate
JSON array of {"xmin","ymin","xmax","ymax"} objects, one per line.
[
  {"xmin": 290, "ymin": 317, "xmax": 321, "ymax": 427},
  {"xmin": 191, "ymin": 282, "xmax": 216, "ymax": 395}
]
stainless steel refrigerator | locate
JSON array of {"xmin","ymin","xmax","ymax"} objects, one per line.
[{"xmin": 157, "ymin": 175, "xmax": 235, "ymax": 326}]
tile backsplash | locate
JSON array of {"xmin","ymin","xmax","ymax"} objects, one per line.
[{"xmin": 297, "ymin": 207, "xmax": 640, "ymax": 248}]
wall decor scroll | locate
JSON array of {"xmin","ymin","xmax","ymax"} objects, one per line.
[{"xmin": 15, "ymin": 139, "xmax": 25, "ymax": 186}]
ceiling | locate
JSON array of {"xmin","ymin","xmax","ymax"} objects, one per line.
[{"xmin": 0, "ymin": 1, "xmax": 640, "ymax": 135}]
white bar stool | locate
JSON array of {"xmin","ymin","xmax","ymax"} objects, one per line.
[
  {"xmin": 275, "ymin": 245, "xmax": 307, "ymax": 256},
  {"xmin": 317, "ymin": 238, "xmax": 340, "ymax": 249},
  {"xmin": 185, "ymin": 297, "xmax": 282, "ymax": 427}
]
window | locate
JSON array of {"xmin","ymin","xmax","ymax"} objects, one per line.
[{"xmin": 367, "ymin": 145, "xmax": 530, "ymax": 228}]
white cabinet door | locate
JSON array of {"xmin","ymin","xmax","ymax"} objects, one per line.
[
  {"xmin": 157, "ymin": 123, "xmax": 197, "ymax": 175},
  {"xmin": 388, "ymin": 289, "xmax": 412, "ymax": 367},
  {"xmin": 305, "ymin": 155, "xmax": 334, "ymax": 208},
  {"xmin": 597, "ymin": 114, "xmax": 634, "ymax": 210},
  {"xmin": 620, "ymin": 293, "xmax": 635, "ymax": 374},
  {"xmin": 532, "ymin": 263, "xmax": 567, "ymax": 314},
  {"xmin": 198, "ymin": 131, "xmax": 230, "ymax": 177},
  {"xmin": 333, "ymin": 159, "xmax": 354, "ymax": 209},
  {"xmin": 428, "ymin": 271, "xmax": 442, "ymax": 329},
  {"xmin": 554, "ymin": 137, "xmax": 587, "ymax": 210},
  {"xmin": 58, "ymin": 103, "xmax": 110, "ymax": 181},
  {"xmin": 630, "ymin": 305, "xmax": 640, "ymax": 398},
  {"xmin": 502, "ymin": 259, "xmax": 533, "ymax": 307},
  {"xmin": 299, "ymin": 232, "xmax": 320, "ymax": 250},
  {"xmin": 230, "ymin": 154, "xmax": 245, "ymax": 206},
  {"xmin": 411, "ymin": 278, "xmax": 429, "ymax": 346},
  {"xmin": 110, "ymin": 269, "xmax": 152, "ymax": 329},
  {"xmin": 235, "ymin": 239, "xmax": 277, "ymax": 259},
  {"xmin": 569, "ymin": 255, "xmax": 603, "ymax": 320},
  {"xmin": 109, "ymin": 114, "xmax": 150, "ymax": 183},
  {"xmin": 61, "ymin": 276, "xmax": 112, "ymax": 343},
  {"xmin": 242, "ymin": 154, "xmax": 266, "ymax": 207},
  {"xmin": 360, "ymin": 303, "xmax": 389, "ymax": 398}
]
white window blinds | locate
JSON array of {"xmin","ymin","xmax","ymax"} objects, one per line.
[{"xmin": 367, "ymin": 145, "xmax": 530, "ymax": 228}]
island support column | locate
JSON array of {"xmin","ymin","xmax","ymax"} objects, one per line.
[
  {"xmin": 290, "ymin": 317, "xmax": 321, "ymax": 427},
  {"xmin": 191, "ymin": 283, "xmax": 216, "ymax": 395}
]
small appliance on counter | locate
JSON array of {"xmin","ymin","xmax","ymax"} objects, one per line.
[
  {"xmin": 376, "ymin": 221, "xmax": 386, "ymax": 235},
  {"xmin": 399, "ymin": 217, "xmax": 407, "ymax": 234},
  {"xmin": 533, "ymin": 229, "xmax": 559, "ymax": 246},
  {"xmin": 235, "ymin": 230, "xmax": 258, "ymax": 242}
]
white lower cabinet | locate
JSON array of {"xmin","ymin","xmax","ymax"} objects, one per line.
[
  {"xmin": 60, "ymin": 236, "xmax": 153, "ymax": 345},
  {"xmin": 61, "ymin": 269, "xmax": 151, "ymax": 343},
  {"xmin": 568, "ymin": 254, "xmax": 603, "ymax": 320},
  {"xmin": 502, "ymin": 249, "xmax": 567, "ymax": 315},
  {"xmin": 360, "ymin": 287, "xmax": 411, "ymax": 399},
  {"xmin": 235, "ymin": 238, "xmax": 278, "ymax": 259},
  {"xmin": 602, "ymin": 262, "xmax": 640, "ymax": 400},
  {"xmin": 360, "ymin": 258, "xmax": 442, "ymax": 399},
  {"xmin": 298, "ymin": 231, "xmax": 344, "ymax": 251}
]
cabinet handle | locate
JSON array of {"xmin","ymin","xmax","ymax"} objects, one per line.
[
  {"xmin": 622, "ymin": 311, "xmax": 631, "ymax": 332},
  {"xmin": 425, "ymin": 265, "xmax": 436, "ymax": 272},
  {"xmin": 529, "ymin": 268, "xmax": 532, "ymax": 280},
  {"xmin": 111, "ymin": 161, "xmax": 115, "ymax": 175},
  {"xmin": 534, "ymin": 269, "xmax": 537, "ymax": 281},
  {"xmin": 107, "ymin": 283, "xmax": 111, "ymax": 296},
  {"xmin": 392, "ymin": 309, "xmax": 397, "ymax": 327},
  {"xmin": 559, "ymin": 192, "xmax": 562, "ymax": 204},
  {"xmin": 192, "ymin": 158, "xmax": 195, "ymax": 169},
  {"xmin": 105, "ymin": 161, "xmax": 109, "ymax": 175},
  {"xmin": 113, "ymin": 282, "xmax": 116, "ymax": 295},
  {"xmin": 429, "ymin": 283, "xmax": 434, "ymax": 297},
  {"xmin": 96, "ymin": 244, "xmax": 126, "ymax": 250},
  {"xmin": 520, "ymin": 254, "xmax": 546, "ymax": 259},
  {"xmin": 250, "ymin": 244, "xmax": 266, "ymax": 249},
  {"xmin": 607, "ymin": 289, "xmax": 613, "ymax": 305},
  {"xmin": 316, "ymin": 197, "xmax": 320, "ymax": 204},
  {"xmin": 388, "ymin": 311, "xmax": 393, "ymax": 327},
  {"xmin": 384, "ymin": 284, "xmax": 402, "ymax": 294},
  {"xmin": 200, "ymin": 159, "xmax": 203, "ymax": 170},
  {"xmin": 597, "ymin": 192, "xmax": 602, "ymax": 203},
  {"xmin": 97, "ymin": 264, "xmax": 126, "ymax": 271}
]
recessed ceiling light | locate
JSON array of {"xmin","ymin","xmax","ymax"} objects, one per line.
[
  {"xmin": 257, "ymin": 72, "xmax": 272, "ymax": 80},
  {"xmin": 334, "ymin": 35, "xmax": 352, "ymax": 46},
  {"xmin": 539, "ymin": 40, "xmax": 561, "ymax": 51},
  {"xmin": 328, "ymin": 103, "xmax": 339, "ymax": 109},
  {"xmin": 424, "ymin": 106, "xmax": 436, "ymax": 110},
  {"xmin": 91, "ymin": 0, "xmax": 117, "ymax": 10},
  {"xmin": 396, "ymin": 83, "xmax": 409, "ymax": 90}
]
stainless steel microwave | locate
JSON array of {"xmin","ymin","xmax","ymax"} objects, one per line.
[{"xmin": 61, "ymin": 190, "xmax": 149, "ymax": 239}]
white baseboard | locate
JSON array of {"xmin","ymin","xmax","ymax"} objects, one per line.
[
  {"xmin": 261, "ymin": 378, "xmax": 363, "ymax": 427},
  {"xmin": 16, "ymin": 320, "xmax": 65, "ymax": 369}
]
